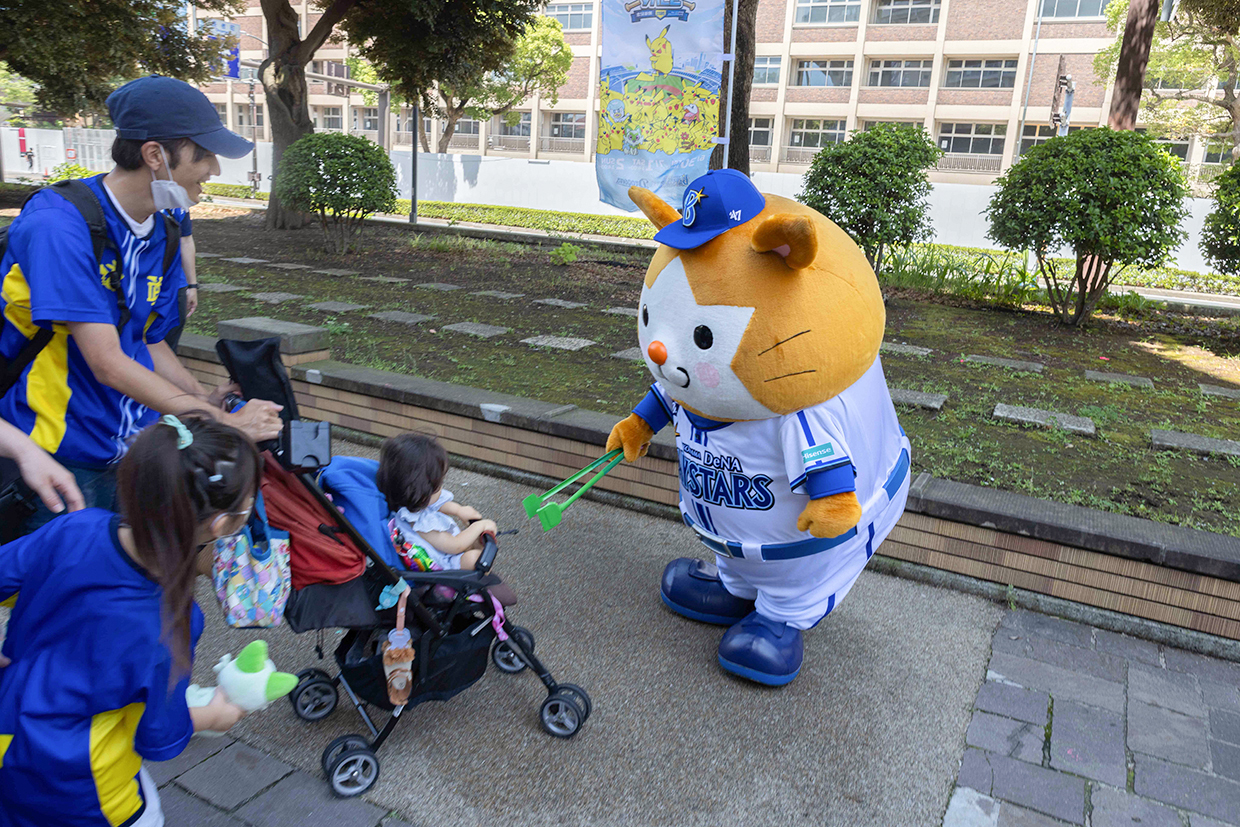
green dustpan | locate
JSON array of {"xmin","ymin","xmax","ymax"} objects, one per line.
[{"xmin": 523, "ymin": 449, "xmax": 624, "ymax": 531}]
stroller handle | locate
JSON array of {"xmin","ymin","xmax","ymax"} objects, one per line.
[{"xmin": 476, "ymin": 533, "xmax": 499, "ymax": 574}]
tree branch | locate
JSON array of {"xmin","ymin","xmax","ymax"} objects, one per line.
[{"xmin": 296, "ymin": 0, "xmax": 360, "ymax": 65}]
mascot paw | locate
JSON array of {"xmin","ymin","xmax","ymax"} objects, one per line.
[
  {"xmin": 797, "ymin": 492, "xmax": 862, "ymax": 539},
  {"xmin": 606, "ymin": 414, "xmax": 656, "ymax": 462}
]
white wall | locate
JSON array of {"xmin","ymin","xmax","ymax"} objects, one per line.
[{"xmin": 0, "ymin": 127, "xmax": 66, "ymax": 179}]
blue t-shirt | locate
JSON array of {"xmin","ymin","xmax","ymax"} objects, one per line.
[
  {"xmin": 0, "ymin": 174, "xmax": 184, "ymax": 466},
  {"xmin": 0, "ymin": 509, "xmax": 202, "ymax": 827}
]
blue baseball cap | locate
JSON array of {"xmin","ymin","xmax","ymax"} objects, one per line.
[
  {"xmin": 107, "ymin": 75, "xmax": 253, "ymax": 159},
  {"xmin": 653, "ymin": 168, "xmax": 767, "ymax": 250}
]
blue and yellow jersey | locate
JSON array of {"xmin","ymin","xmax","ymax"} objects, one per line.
[
  {"xmin": 0, "ymin": 174, "xmax": 184, "ymax": 467},
  {"xmin": 0, "ymin": 509, "xmax": 202, "ymax": 827}
]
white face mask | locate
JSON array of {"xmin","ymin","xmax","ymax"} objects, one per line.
[{"xmin": 150, "ymin": 145, "xmax": 195, "ymax": 210}]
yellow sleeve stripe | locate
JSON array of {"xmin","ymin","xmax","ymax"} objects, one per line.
[
  {"xmin": 0, "ymin": 734, "xmax": 12, "ymax": 768},
  {"xmin": 2, "ymin": 263, "xmax": 39, "ymax": 339},
  {"xmin": 90, "ymin": 703, "xmax": 145, "ymax": 827}
]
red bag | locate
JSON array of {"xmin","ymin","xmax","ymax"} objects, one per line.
[{"xmin": 260, "ymin": 456, "xmax": 367, "ymax": 590}]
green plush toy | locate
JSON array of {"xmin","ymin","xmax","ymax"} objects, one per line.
[{"xmin": 186, "ymin": 640, "xmax": 299, "ymax": 722}]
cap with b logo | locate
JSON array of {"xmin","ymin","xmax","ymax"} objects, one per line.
[
  {"xmin": 653, "ymin": 168, "xmax": 767, "ymax": 250},
  {"xmin": 107, "ymin": 75, "xmax": 254, "ymax": 159}
]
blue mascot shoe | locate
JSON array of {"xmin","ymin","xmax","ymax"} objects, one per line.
[
  {"xmin": 717, "ymin": 612, "xmax": 804, "ymax": 686},
  {"xmin": 660, "ymin": 558, "xmax": 755, "ymax": 625}
]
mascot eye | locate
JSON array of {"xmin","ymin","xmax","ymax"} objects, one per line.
[
  {"xmin": 693, "ymin": 325, "xmax": 713, "ymax": 350},
  {"xmin": 642, "ymin": 305, "xmax": 649, "ymax": 326}
]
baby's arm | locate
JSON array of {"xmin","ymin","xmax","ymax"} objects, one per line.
[
  {"xmin": 419, "ymin": 519, "xmax": 497, "ymax": 555},
  {"xmin": 440, "ymin": 500, "xmax": 483, "ymax": 523}
]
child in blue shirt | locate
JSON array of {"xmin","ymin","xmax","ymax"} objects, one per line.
[{"xmin": 0, "ymin": 415, "xmax": 261, "ymax": 827}]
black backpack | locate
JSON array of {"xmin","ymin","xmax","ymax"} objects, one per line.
[{"xmin": 0, "ymin": 178, "xmax": 182, "ymax": 540}]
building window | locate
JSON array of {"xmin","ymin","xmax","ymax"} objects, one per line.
[
  {"xmin": 1018, "ymin": 124, "xmax": 1088, "ymax": 155},
  {"xmin": 873, "ymin": 0, "xmax": 941, "ymax": 24},
  {"xmin": 1039, "ymin": 0, "xmax": 1105, "ymax": 17},
  {"xmin": 1205, "ymin": 137, "xmax": 1235, "ymax": 165},
  {"xmin": 214, "ymin": 103, "xmax": 228, "ymax": 123},
  {"xmin": 789, "ymin": 119, "xmax": 846, "ymax": 148},
  {"xmin": 864, "ymin": 120, "xmax": 921, "ymax": 130},
  {"xmin": 753, "ymin": 56, "xmax": 782, "ymax": 86},
  {"xmin": 549, "ymin": 112, "xmax": 587, "ymax": 139},
  {"xmin": 749, "ymin": 118, "xmax": 773, "ymax": 146},
  {"xmin": 499, "ymin": 113, "xmax": 531, "ymax": 136},
  {"xmin": 235, "ymin": 103, "xmax": 264, "ymax": 126},
  {"xmin": 938, "ymin": 122, "xmax": 1006, "ymax": 154},
  {"xmin": 1135, "ymin": 129, "xmax": 1190, "ymax": 160},
  {"xmin": 354, "ymin": 107, "xmax": 379, "ymax": 131},
  {"xmin": 867, "ymin": 59, "xmax": 932, "ymax": 88},
  {"xmin": 796, "ymin": 59, "xmax": 853, "ymax": 87},
  {"xmin": 943, "ymin": 58, "xmax": 1018, "ymax": 89},
  {"xmin": 795, "ymin": 0, "xmax": 861, "ymax": 24},
  {"xmin": 545, "ymin": 2, "xmax": 593, "ymax": 30},
  {"xmin": 455, "ymin": 117, "xmax": 481, "ymax": 135},
  {"xmin": 318, "ymin": 106, "xmax": 342, "ymax": 130}
]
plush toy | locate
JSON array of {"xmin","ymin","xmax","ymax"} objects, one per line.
[
  {"xmin": 186, "ymin": 640, "xmax": 299, "ymax": 726},
  {"xmin": 606, "ymin": 169, "xmax": 911, "ymax": 686}
]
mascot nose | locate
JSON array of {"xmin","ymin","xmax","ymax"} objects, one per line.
[{"xmin": 648, "ymin": 341, "xmax": 668, "ymax": 365}]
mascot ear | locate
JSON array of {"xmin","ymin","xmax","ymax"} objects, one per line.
[
  {"xmin": 751, "ymin": 214, "xmax": 818, "ymax": 270},
  {"xmin": 629, "ymin": 186, "xmax": 681, "ymax": 230}
]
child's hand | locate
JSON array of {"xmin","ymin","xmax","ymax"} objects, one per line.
[
  {"xmin": 457, "ymin": 505, "xmax": 483, "ymax": 522},
  {"xmin": 193, "ymin": 687, "xmax": 247, "ymax": 733},
  {"xmin": 474, "ymin": 519, "xmax": 498, "ymax": 537}
]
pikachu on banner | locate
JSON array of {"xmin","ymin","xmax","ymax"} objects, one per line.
[{"xmin": 596, "ymin": 0, "xmax": 724, "ymax": 212}]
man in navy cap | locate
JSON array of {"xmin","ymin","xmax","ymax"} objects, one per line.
[{"xmin": 0, "ymin": 75, "xmax": 282, "ymax": 533}]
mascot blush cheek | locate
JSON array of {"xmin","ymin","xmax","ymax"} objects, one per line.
[{"xmin": 605, "ymin": 169, "xmax": 912, "ymax": 686}]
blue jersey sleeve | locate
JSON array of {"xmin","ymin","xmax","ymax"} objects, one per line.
[
  {"xmin": 781, "ymin": 407, "xmax": 856, "ymax": 498},
  {"xmin": 0, "ymin": 527, "xmax": 46, "ymax": 603},
  {"xmin": 177, "ymin": 210, "xmax": 192, "ymax": 237},
  {"xmin": 9, "ymin": 197, "xmax": 117, "ymax": 327},
  {"xmin": 632, "ymin": 384, "xmax": 673, "ymax": 433}
]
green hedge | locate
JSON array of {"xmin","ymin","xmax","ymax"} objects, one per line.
[
  {"xmin": 394, "ymin": 199, "xmax": 656, "ymax": 239},
  {"xmin": 202, "ymin": 183, "xmax": 269, "ymax": 201}
]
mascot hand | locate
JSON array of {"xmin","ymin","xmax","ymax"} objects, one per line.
[
  {"xmin": 606, "ymin": 414, "xmax": 655, "ymax": 462},
  {"xmin": 797, "ymin": 492, "xmax": 863, "ymax": 539}
]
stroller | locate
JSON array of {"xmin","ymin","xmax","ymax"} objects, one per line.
[{"xmin": 215, "ymin": 338, "xmax": 592, "ymax": 798}]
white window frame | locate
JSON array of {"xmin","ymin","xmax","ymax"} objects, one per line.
[
  {"xmin": 319, "ymin": 106, "xmax": 342, "ymax": 130},
  {"xmin": 1204, "ymin": 136, "xmax": 1236, "ymax": 165},
  {"xmin": 872, "ymin": 0, "xmax": 941, "ymax": 25},
  {"xmin": 788, "ymin": 118, "xmax": 847, "ymax": 148},
  {"xmin": 796, "ymin": 59, "xmax": 854, "ymax": 87},
  {"xmin": 499, "ymin": 112, "xmax": 532, "ymax": 137},
  {"xmin": 549, "ymin": 111, "xmax": 587, "ymax": 139},
  {"xmin": 1039, "ymin": 0, "xmax": 1106, "ymax": 18},
  {"xmin": 749, "ymin": 117, "xmax": 773, "ymax": 147},
  {"xmin": 455, "ymin": 117, "xmax": 481, "ymax": 135},
  {"xmin": 1018, "ymin": 124, "xmax": 1087, "ymax": 155},
  {"xmin": 753, "ymin": 56, "xmax": 782, "ymax": 86},
  {"xmin": 545, "ymin": 2, "xmax": 593, "ymax": 30},
  {"xmin": 943, "ymin": 58, "xmax": 1019, "ymax": 89},
  {"xmin": 938, "ymin": 122, "xmax": 1007, "ymax": 155},
  {"xmin": 794, "ymin": 0, "xmax": 861, "ymax": 25},
  {"xmin": 867, "ymin": 59, "xmax": 933, "ymax": 88}
]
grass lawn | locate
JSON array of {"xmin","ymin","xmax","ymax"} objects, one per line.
[{"xmin": 3, "ymin": 191, "xmax": 1239, "ymax": 536}]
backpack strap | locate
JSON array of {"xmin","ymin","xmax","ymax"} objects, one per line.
[{"xmin": 161, "ymin": 210, "xmax": 182, "ymax": 275}]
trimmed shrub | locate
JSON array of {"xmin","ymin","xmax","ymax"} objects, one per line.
[
  {"xmin": 47, "ymin": 162, "xmax": 95, "ymax": 183},
  {"xmin": 1201, "ymin": 163, "xmax": 1240, "ymax": 276}
]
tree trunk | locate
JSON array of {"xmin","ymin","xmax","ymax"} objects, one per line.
[
  {"xmin": 709, "ymin": 0, "xmax": 760, "ymax": 173},
  {"xmin": 437, "ymin": 95, "xmax": 468, "ymax": 154},
  {"xmin": 1108, "ymin": 0, "xmax": 1161, "ymax": 130}
]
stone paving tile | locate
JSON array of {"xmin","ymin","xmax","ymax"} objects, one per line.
[
  {"xmin": 943, "ymin": 785, "xmax": 1000, "ymax": 826},
  {"xmin": 380, "ymin": 820, "xmax": 417, "ymax": 827},
  {"xmin": 249, "ymin": 292, "xmax": 306, "ymax": 304},
  {"xmin": 1212, "ymin": 709, "xmax": 1240, "ymax": 743},
  {"xmin": 1084, "ymin": 370, "xmax": 1154, "ymax": 389},
  {"xmin": 313, "ymin": 268, "xmax": 362, "ymax": 276},
  {"xmin": 175, "ymin": 742, "xmax": 294, "ymax": 810},
  {"xmin": 975, "ymin": 680, "xmax": 1050, "ymax": 726},
  {"xmin": 533, "ymin": 298, "xmax": 588, "ymax": 309},
  {"xmin": 891, "ymin": 388, "xmax": 949, "ymax": 410},
  {"xmin": 310, "ymin": 301, "xmax": 369, "ymax": 313},
  {"xmin": 983, "ymin": 749, "xmax": 1087, "ymax": 824},
  {"xmin": 991, "ymin": 633, "xmax": 1126, "ymax": 682},
  {"xmin": 1163, "ymin": 649, "xmax": 1240, "ymax": 687},
  {"xmin": 880, "ymin": 341, "xmax": 932, "ymax": 358},
  {"xmin": 1048, "ymin": 700, "xmax": 1126, "ymax": 787},
  {"xmin": 1200, "ymin": 383, "xmax": 1240, "ymax": 401},
  {"xmin": 148, "ymin": 735, "xmax": 232, "ymax": 785},
  {"xmin": 196, "ymin": 252, "xmax": 223, "ymax": 258},
  {"xmin": 1000, "ymin": 610, "xmax": 1095, "ymax": 649},
  {"xmin": 992, "ymin": 403, "xmax": 1096, "ymax": 437},
  {"xmin": 234, "ymin": 772, "xmax": 386, "ymax": 827},
  {"xmin": 1134, "ymin": 753, "xmax": 1240, "ymax": 824},
  {"xmin": 1089, "ymin": 787, "xmax": 1182, "ymax": 827},
  {"xmin": 996, "ymin": 802, "xmax": 1073, "ymax": 826},
  {"xmin": 158, "ymin": 785, "xmax": 247, "ymax": 827},
  {"xmin": 414, "ymin": 282, "xmax": 462, "ymax": 291},
  {"xmin": 198, "ymin": 283, "xmax": 245, "ymax": 293},
  {"xmin": 266, "ymin": 262, "xmax": 314, "ymax": 270},
  {"xmin": 966, "ymin": 710, "xmax": 1044, "ymax": 764},
  {"xmin": 964, "ymin": 354, "xmax": 1045, "ymax": 373},
  {"xmin": 959, "ymin": 747, "xmax": 996, "ymax": 793},
  {"xmin": 1204, "ymin": 682, "xmax": 1240, "ymax": 714},
  {"xmin": 1151, "ymin": 428, "xmax": 1240, "ymax": 459},
  {"xmin": 445, "ymin": 322, "xmax": 510, "ymax": 338},
  {"xmin": 220, "ymin": 256, "xmax": 268, "ymax": 264},
  {"xmin": 1190, "ymin": 815, "xmax": 1240, "ymax": 827},
  {"xmin": 358, "ymin": 276, "xmax": 410, "ymax": 284},
  {"xmin": 1212, "ymin": 740, "xmax": 1240, "ymax": 782},
  {"xmin": 1094, "ymin": 629, "xmax": 1162, "ymax": 667},
  {"xmin": 369, "ymin": 311, "xmax": 433, "ymax": 326},
  {"xmin": 521, "ymin": 335, "xmax": 595, "ymax": 351},
  {"xmin": 987, "ymin": 651, "xmax": 1125, "ymax": 713},
  {"xmin": 611, "ymin": 347, "xmax": 643, "ymax": 361},
  {"xmin": 1129, "ymin": 701, "xmax": 1212, "ymax": 767},
  {"xmin": 604, "ymin": 306, "xmax": 639, "ymax": 317},
  {"xmin": 1130, "ymin": 664, "xmax": 1206, "ymax": 717},
  {"xmin": 472, "ymin": 290, "xmax": 524, "ymax": 299}
]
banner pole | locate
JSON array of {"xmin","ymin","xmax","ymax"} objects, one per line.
[{"xmin": 721, "ymin": 0, "xmax": 740, "ymax": 169}]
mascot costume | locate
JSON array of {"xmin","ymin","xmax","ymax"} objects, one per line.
[{"xmin": 606, "ymin": 169, "xmax": 911, "ymax": 686}]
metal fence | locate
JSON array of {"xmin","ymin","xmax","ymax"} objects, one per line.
[
  {"xmin": 749, "ymin": 145, "xmax": 772, "ymax": 163},
  {"xmin": 489, "ymin": 134, "xmax": 530, "ymax": 152},
  {"xmin": 780, "ymin": 146, "xmax": 819, "ymax": 165},
  {"xmin": 936, "ymin": 153, "xmax": 1004, "ymax": 173},
  {"xmin": 447, "ymin": 132, "xmax": 480, "ymax": 150},
  {"xmin": 63, "ymin": 128, "xmax": 113, "ymax": 171},
  {"xmin": 539, "ymin": 136, "xmax": 586, "ymax": 154}
]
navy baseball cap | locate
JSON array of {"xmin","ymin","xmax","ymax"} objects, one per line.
[
  {"xmin": 107, "ymin": 75, "xmax": 253, "ymax": 159},
  {"xmin": 654, "ymin": 168, "xmax": 766, "ymax": 250}
]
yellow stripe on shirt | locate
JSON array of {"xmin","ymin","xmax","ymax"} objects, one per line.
[
  {"xmin": 90, "ymin": 703, "xmax": 145, "ymax": 827},
  {"xmin": 2, "ymin": 263, "xmax": 39, "ymax": 339},
  {"xmin": 0, "ymin": 733, "xmax": 12, "ymax": 768},
  {"xmin": 2, "ymin": 263, "xmax": 73, "ymax": 453}
]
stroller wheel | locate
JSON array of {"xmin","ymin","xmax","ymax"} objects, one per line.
[
  {"xmin": 297, "ymin": 667, "xmax": 333, "ymax": 684},
  {"xmin": 491, "ymin": 627, "xmax": 535, "ymax": 674},
  {"xmin": 540, "ymin": 691, "xmax": 585, "ymax": 739},
  {"xmin": 290, "ymin": 677, "xmax": 338, "ymax": 721},
  {"xmin": 327, "ymin": 747, "xmax": 380, "ymax": 797},
  {"xmin": 554, "ymin": 683, "xmax": 592, "ymax": 722},
  {"xmin": 321, "ymin": 734, "xmax": 372, "ymax": 776}
]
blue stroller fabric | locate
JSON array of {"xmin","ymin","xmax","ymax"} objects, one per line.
[{"xmin": 317, "ymin": 456, "xmax": 402, "ymax": 569}]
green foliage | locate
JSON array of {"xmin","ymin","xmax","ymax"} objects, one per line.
[
  {"xmin": 274, "ymin": 132, "xmax": 398, "ymax": 253},
  {"xmin": 395, "ymin": 200, "xmax": 656, "ymax": 239},
  {"xmin": 0, "ymin": 0, "xmax": 242, "ymax": 116},
  {"xmin": 882, "ymin": 246, "xmax": 1039, "ymax": 308},
  {"xmin": 987, "ymin": 128, "xmax": 1188, "ymax": 326},
  {"xmin": 1096, "ymin": 289, "xmax": 1164, "ymax": 318},
  {"xmin": 46, "ymin": 163, "xmax": 95, "ymax": 183},
  {"xmin": 202, "ymin": 183, "xmax": 270, "ymax": 201},
  {"xmin": 1201, "ymin": 163, "xmax": 1240, "ymax": 275},
  {"xmin": 549, "ymin": 242, "xmax": 581, "ymax": 266},
  {"xmin": 798, "ymin": 124, "xmax": 942, "ymax": 274}
]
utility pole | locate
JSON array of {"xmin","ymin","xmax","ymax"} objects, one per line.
[
  {"xmin": 248, "ymin": 79, "xmax": 260, "ymax": 195},
  {"xmin": 1109, "ymin": 0, "xmax": 1162, "ymax": 130},
  {"xmin": 409, "ymin": 102, "xmax": 418, "ymax": 224}
]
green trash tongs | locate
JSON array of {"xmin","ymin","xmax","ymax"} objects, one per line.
[{"xmin": 523, "ymin": 449, "xmax": 624, "ymax": 531}]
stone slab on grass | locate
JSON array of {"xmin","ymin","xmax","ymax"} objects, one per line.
[
  {"xmin": 473, "ymin": 290, "xmax": 525, "ymax": 299},
  {"xmin": 174, "ymin": 742, "xmax": 294, "ymax": 810},
  {"xmin": 444, "ymin": 322, "xmax": 510, "ymax": 338},
  {"xmin": 234, "ymin": 772, "xmax": 385, "ymax": 827},
  {"xmin": 369, "ymin": 311, "xmax": 433, "ymax": 326},
  {"xmin": 1151, "ymin": 429, "xmax": 1240, "ymax": 458},
  {"xmin": 612, "ymin": 347, "xmax": 644, "ymax": 362},
  {"xmin": 266, "ymin": 262, "xmax": 313, "ymax": 270},
  {"xmin": 358, "ymin": 276, "xmax": 409, "ymax": 284},
  {"xmin": 1085, "ymin": 370, "xmax": 1154, "ymax": 389},
  {"xmin": 965, "ymin": 354, "xmax": 1045, "ymax": 373},
  {"xmin": 522, "ymin": 335, "xmax": 595, "ymax": 351},
  {"xmin": 313, "ymin": 268, "xmax": 361, "ymax": 277},
  {"xmin": 1201, "ymin": 383, "xmax": 1240, "ymax": 401},
  {"xmin": 993, "ymin": 404, "xmax": 1096, "ymax": 436},
  {"xmin": 605, "ymin": 306, "xmax": 640, "ymax": 317},
  {"xmin": 891, "ymin": 388, "xmax": 948, "ymax": 410},
  {"xmin": 881, "ymin": 341, "xmax": 933, "ymax": 358},
  {"xmin": 219, "ymin": 257, "xmax": 268, "ymax": 264},
  {"xmin": 415, "ymin": 282, "xmax": 462, "ymax": 291},
  {"xmin": 309, "ymin": 301, "xmax": 369, "ymax": 313},
  {"xmin": 533, "ymin": 298, "xmax": 588, "ymax": 309},
  {"xmin": 198, "ymin": 283, "xmax": 244, "ymax": 293},
  {"xmin": 249, "ymin": 292, "xmax": 306, "ymax": 304},
  {"xmin": 196, "ymin": 252, "xmax": 222, "ymax": 258}
]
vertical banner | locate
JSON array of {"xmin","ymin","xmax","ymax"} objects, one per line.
[{"xmin": 596, "ymin": 0, "xmax": 724, "ymax": 212}]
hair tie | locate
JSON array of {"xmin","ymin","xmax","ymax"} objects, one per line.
[{"xmin": 160, "ymin": 415, "xmax": 194, "ymax": 449}]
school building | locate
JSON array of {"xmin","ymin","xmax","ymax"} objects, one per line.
[{"xmin": 194, "ymin": 0, "xmax": 1229, "ymax": 186}]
